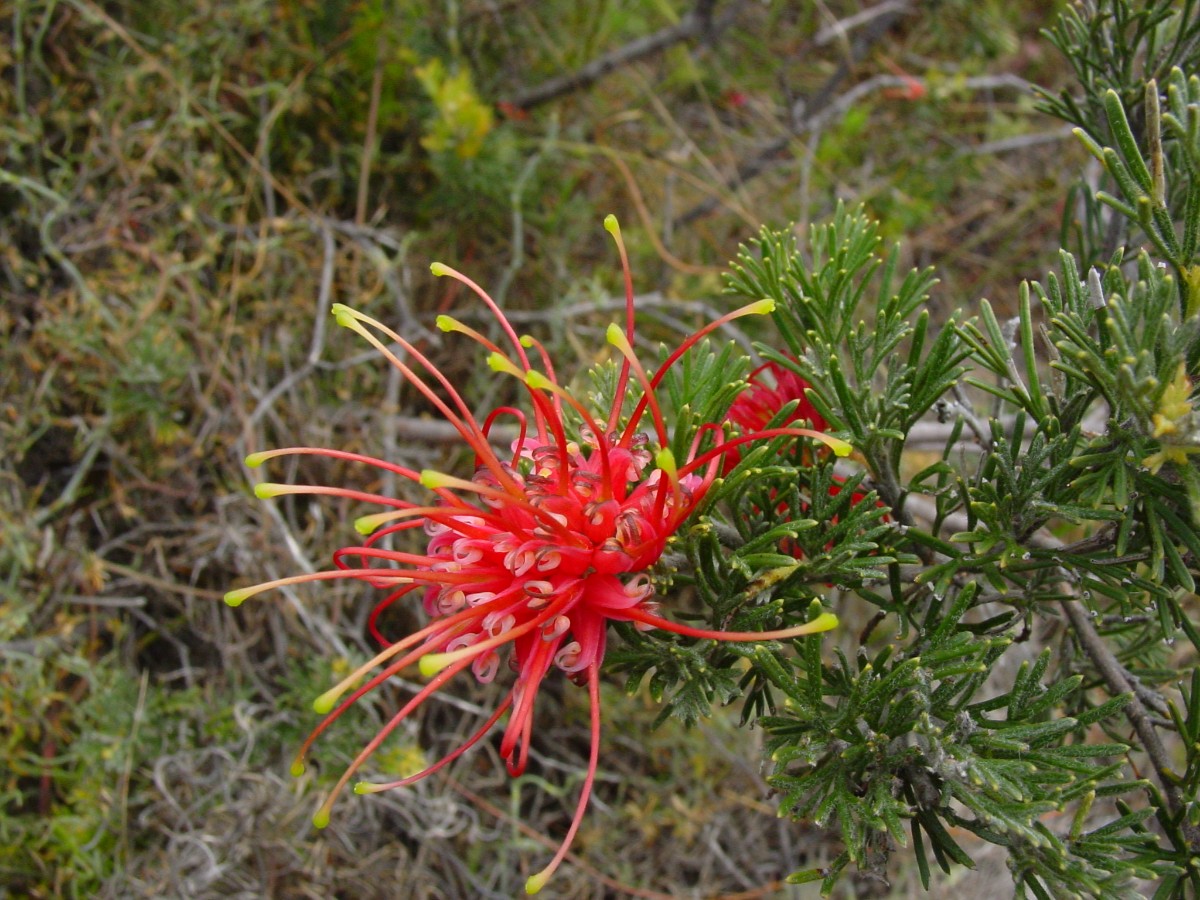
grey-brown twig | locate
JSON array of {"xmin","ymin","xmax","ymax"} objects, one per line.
[
  {"xmin": 504, "ymin": 0, "xmax": 736, "ymax": 111},
  {"xmin": 1027, "ymin": 528, "xmax": 1200, "ymax": 847}
]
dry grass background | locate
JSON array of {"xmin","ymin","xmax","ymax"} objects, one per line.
[{"xmin": 2, "ymin": 1, "xmax": 1080, "ymax": 896}]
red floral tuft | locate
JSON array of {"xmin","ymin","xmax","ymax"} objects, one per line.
[
  {"xmin": 227, "ymin": 219, "xmax": 845, "ymax": 893},
  {"xmin": 728, "ymin": 359, "xmax": 825, "ymax": 435},
  {"xmin": 724, "ymin": 358, "xmax": 826, "ymax": 476},
  {"xmin": 726, "ymin": 358, "xmax": 885, "ymax": 558}
]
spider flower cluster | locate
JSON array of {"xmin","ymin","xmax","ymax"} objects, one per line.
[{"xmin": 226, "ymin": 217, "xmax": 846, "ymax": 893}]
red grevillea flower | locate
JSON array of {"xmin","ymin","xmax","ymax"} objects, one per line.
[
  {"xmin": 723, "ymin": 358, "xmax": 827, "ymax": 477},
  {"xmin": 225, "ymin": 217, "xmax": 847, "ymax": 894},
  {"xmin": 727, "ymin": 358, "xmax": 884, "ymax": 559},
  {"xmin": 727, "ymin": 358, "xmax": 826, "ymax": 438}
]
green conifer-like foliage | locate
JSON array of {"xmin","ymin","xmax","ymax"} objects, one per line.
[{"xmin": 612, "ymin": 3, "xmax": 1200, "ymax": 895}]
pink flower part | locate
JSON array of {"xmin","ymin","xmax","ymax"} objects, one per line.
[{"xmin": 226, "ymin": 217, "xmax": 845, "ymax": 894}]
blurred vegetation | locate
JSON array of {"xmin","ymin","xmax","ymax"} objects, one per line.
[{"xmin": 4, "ymin": 0, "xmax": 1168, "ymax": 897}]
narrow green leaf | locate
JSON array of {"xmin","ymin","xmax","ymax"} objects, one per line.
[{"xmin": 1104, "ymin": 89, "xmax": 1153, "ymax": 192}]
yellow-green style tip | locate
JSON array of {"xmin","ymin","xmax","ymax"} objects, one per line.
[
  {"xmin": 290, "ymin": 761, "xmax": 306, "ymax": 778},
  {"xmin": 312, "ymin": 809, "xmax": 330, "ymax": 829},
  {"xmin": 605, "ymin": 322, "xmax": 628, "ymax": 348},
  {"xmin": 354, "ymin": 511, "xmax": 392, "ymax": 535},
  {"xmin": 419, "ymin": 652, "xmax": 453, "ymax": 678},
  {"xmin": 524, "ymin": 370, "xmax": 553, "ymax": 391},
  {"xmin": 223, "ymin": 588, "xmax": 252, "ymax": 608},
  {"xmin": 826, "ymin": 436, "xmax": 853, "ymax": 458},
  {"xmin": 603, "ymin": 214, "xmax": 620, "ymax": 236},
  {"xmin": 487, "ymin": 352, "xmax": 523, "ymax": 377},
  {"xmin": 419, "ymin": 469, "xmax": 451, "ymax": 490},
  {"xmin": 655, "ymin": 447, "xmax": 678, "ymax": 475},
  {"xmin": 333, "ymin": 306, "xmax": 358, "ymax": 328},
  {"xmin": 253, "ymin": 482, "xmax": 287, "ymax": 500},
  {"xmin": 525, "ymin": 872, "xmax": 550, "ymax": 895},
  {"xmin": 807, "ymin": 612, "xmax": 839, "ymax": 634},
  {"xmin": 435, "ymin": 314, "xmax": 460, "ymax": 332},
  {"xmin": 313, "ymin": 690, "xmax": 339, "ymax": 715},
  {"xmin": 430, "ymin": 261, "xmax": 450, "ymax": 277},
  {"xmin": 747, "ymin": 298, "xmax": 776, "ymax": 315},
  {"xmin": 353, "ymin": 781, "xmax": 393, "ymax": 795},
  {"xmin": 245, "ymin": 452, "xmax": 270, "ymax": 468},
  {"xmin": 519, "ymin": 334, "xmax": 535, "ymax": 347}
]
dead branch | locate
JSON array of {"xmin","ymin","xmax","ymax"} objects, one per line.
[
  {"xmin": 674, "ymin": 0, "xmax": 913, "ymax": 226},
  {"xmin": 505, "ymin": 0, "xmax": 737, "ymax": 112}
]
